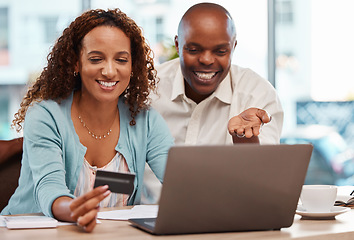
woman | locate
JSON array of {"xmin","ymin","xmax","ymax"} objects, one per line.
[{"xmin": 1, "ymin": 9, "xmax": 174, "ymax": 232}]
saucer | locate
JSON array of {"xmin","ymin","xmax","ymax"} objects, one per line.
[{"xmin": 296, "ymin": 205, "xmax": 350, "ymax": 220}]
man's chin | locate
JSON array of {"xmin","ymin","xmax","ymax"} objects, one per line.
[
  {"xmin": 192, "ymin": 80, "xmax": 219, "ymax": 93},
  {"xmin": 193, "ymin": 87, "xmax": 216, "ymax": 97}
]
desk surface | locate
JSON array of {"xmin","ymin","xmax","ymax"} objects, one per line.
[{"xmin": 1, "ymin": 207, "xmax": 354, "ymax": 240}]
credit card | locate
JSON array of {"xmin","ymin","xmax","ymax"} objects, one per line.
[{"xmin": 94, "ymin": 170, "xmax": 135, "ymax": 195}]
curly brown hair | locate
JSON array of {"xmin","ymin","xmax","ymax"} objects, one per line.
[{"xmin": 13, "ymin": 8, "xmax": 157, "ymax": 131}]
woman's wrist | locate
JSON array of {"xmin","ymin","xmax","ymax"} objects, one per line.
[{"xmin": 52, "ymin": 196, "xmax": 74, "ymax": 222}]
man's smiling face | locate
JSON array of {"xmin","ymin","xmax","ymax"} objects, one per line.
[{"xmin": 175, "ymin": 7, "xmax": 236, "ymax": 103}]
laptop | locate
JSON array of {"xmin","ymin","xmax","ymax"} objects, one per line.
[{"xmin": 129, "ymin": 144, "xmax": 313, "ymax": 235}]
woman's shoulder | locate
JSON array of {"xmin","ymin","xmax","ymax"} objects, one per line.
[
  {"xmin": 28, "ymin": 95, "xmax": 72, "ymax": 113},
  {"xmin": 26, "ymin": 96, "xmax": 72, "ymax": 125},
  {"xmin": 118, "ymin": 97, "xmax": 158, "ymax": 119},
  {"xmin": 118, "ymin": 101, "xmax": 165, "ymax": 128},
  {"xmin": 138, "ymin": 105, "xmax": 164, "ymax": 123},
  {"xmin": 23, "ymin": 96, "xmax": 74, "ymax": 141}
]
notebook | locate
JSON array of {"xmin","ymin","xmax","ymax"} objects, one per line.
[{"xmin": 129, "ymin": 144, "xmax": 313, "ymax": 235}]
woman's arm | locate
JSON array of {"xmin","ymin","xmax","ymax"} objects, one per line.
[
  {"xmin": 52, "ymin": 185, "xmax": 110, "ymax": 232},
  {"xmin": 146, "ymin": 109, "xmax": 174, "ymax": 183}
]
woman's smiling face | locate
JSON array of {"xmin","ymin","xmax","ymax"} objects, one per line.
[{"xmin": 76, "ymin": 25, "xmax": 132, "ymax": 103}]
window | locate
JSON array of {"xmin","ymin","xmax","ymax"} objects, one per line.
[
  {"xmin": 0, "ymin": 0, "xmax": 81, "ymax": 139},
  {"xmin": 0, "ymin": 88, "xmax": 9, "ymax": 139},
  {"xmin": 276, "ymin": 0, "xmax": 294, "ymax": 24},
  {"xmin": 155, "ymin": 17, "xmax": 164, "ymax": 42},
  {"xmin": 0, "ymin": 7, "xmax": 9, "ymax": 65},
  {"xmin": 276, "ymin": 0, "xmax": 354, "ymax": 185},
  {"xmin": 42, "ymin": 16, "xmax": 59, "ymax": 44}
]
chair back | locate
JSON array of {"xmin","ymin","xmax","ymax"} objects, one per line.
[{"xmin": 0, "ymin": 138, "xmax": 23, "ymax": 211}]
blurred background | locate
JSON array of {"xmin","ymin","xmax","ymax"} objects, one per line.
[{"xmin": 0, "ymin": 0, "xmax": 353, "ymax": 185}]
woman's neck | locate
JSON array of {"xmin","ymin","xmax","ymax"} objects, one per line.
[{"xmin": 73, "ymin": 91, "xmax": 119, "ymax": 130}]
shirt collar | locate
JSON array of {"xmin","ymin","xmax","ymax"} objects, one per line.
[
  {"xmin": 171, "ymin": 65, "xmax": 185, "ymax": 101},
  {"xmin": 214, "ymin": 72, "xmax": 232, "ymax": 104},
  {"xmin": 171, "ymin": 66, "xmax": 232, "ymax": 105}
]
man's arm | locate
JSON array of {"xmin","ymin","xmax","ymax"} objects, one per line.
[{"xmin": 228, "ymin": 108, "xmax": 271, "ymax": 144}]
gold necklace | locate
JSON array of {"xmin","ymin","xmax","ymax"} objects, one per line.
[{"xmin": 78, "ymin": 115, "xmax": 114, "ymax": 140}]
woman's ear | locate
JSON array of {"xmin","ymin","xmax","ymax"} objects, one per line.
[{"xmin": 74, "ymin": 63, "xmax": 79, "ymax": 73}]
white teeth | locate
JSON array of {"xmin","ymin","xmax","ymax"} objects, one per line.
[
  {"xmin": 98, "ymin": 81, "xmax": 118, "ymax": 87},
  {"xmin": 195, "ymin": 72, "xmax": 216, "ymax": 80}
]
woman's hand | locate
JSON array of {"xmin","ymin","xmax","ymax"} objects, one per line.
[
  {"xmin": 228, "ymin": 108, "xmax": 271, "ymax": 139},
  {"xmin": 70, "ymin": 185, "xmax": 111, "ymax": 232},
  {"xmin": 52, "ymin": 185, "xmax": 111, "ymax": 232}
]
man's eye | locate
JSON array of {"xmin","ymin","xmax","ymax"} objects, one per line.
[
  {"xmin": 216, "ymin": 49, "xmax": 228, "ymax": 55},
  {"xmin": 185, "ymin": 47, "xmax": 198, "ymax": 54}
]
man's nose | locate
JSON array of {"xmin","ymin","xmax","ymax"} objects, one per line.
[{"xmin": 198, "ymin": 51, "xmax": 214, "ymax": 65}]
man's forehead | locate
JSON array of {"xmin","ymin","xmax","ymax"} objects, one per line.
[
  {"xmin": 181, "ymin": 15, "xmax": 234, "ymax": 41},
  {"xmin": 179, "ymin": 8, "xmax": 235, "ymax": 39},
  {"xmin": 189, "ymin": 17, "xmax": 227, "ymax": 30},
  {"xmin": 183, "ymin": 8, "xmax": 228, "ymax": 26}
]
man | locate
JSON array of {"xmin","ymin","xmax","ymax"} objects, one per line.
[
  {"xmin": 153, "ymin": 3, "xmax": 283, "ymax": 145},
  {"xmin": 142, "ymin": 3, "xmax": 283, "ymax": 203}
]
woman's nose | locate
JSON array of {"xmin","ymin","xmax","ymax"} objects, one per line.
[{"xmin": 101, "ymin": 61, "xmax": 116, "ymax": 78}]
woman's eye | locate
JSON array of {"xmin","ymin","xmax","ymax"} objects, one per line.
[
  {"xmin": 89, "ymin": 58, "xmax": 102, "ymax": 63},
  {"xmin": 117, "ymin": 58, "xmax": 128, "ymax": 63}
]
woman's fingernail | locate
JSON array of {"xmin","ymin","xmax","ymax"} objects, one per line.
[
  {"xmin": 103, "ymin": 190, "xmax": 111, "ymax": 197},
  {"xmin": 77, "ymin": 217, "xmax": 82, "ymax": 226}
]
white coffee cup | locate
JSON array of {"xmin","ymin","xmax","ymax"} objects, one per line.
[{"xmin": 300, "ymin": 185, "xmax": 337, "ymax": 213}]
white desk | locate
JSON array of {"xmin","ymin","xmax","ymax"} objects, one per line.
[{"xmin": 1, "ymin": 207, "xmax": 354, "ymax": 240}]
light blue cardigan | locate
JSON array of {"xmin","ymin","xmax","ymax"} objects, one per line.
[{"xmin": 1, "ymin": 93, "xmax": 174, "ymax": 217}]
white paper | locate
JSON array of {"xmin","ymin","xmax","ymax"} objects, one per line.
[
  {"xmin": 0, "ymin": 215, "xmax": 83, "ymax": 228},
  {"xmin": 0, "ymin": 216, "xmax": 6, "ymax": 227},
  {"xmin": 97, "ymin": 205, "xmax": 159, "ymax": 220},
  {"xmin": 3, "ymin": 215, "xmax": 58, "ymax": 229},
  {"xmin": 336, "ymin": 186, "xmax": 354, "ymax": 202}
]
